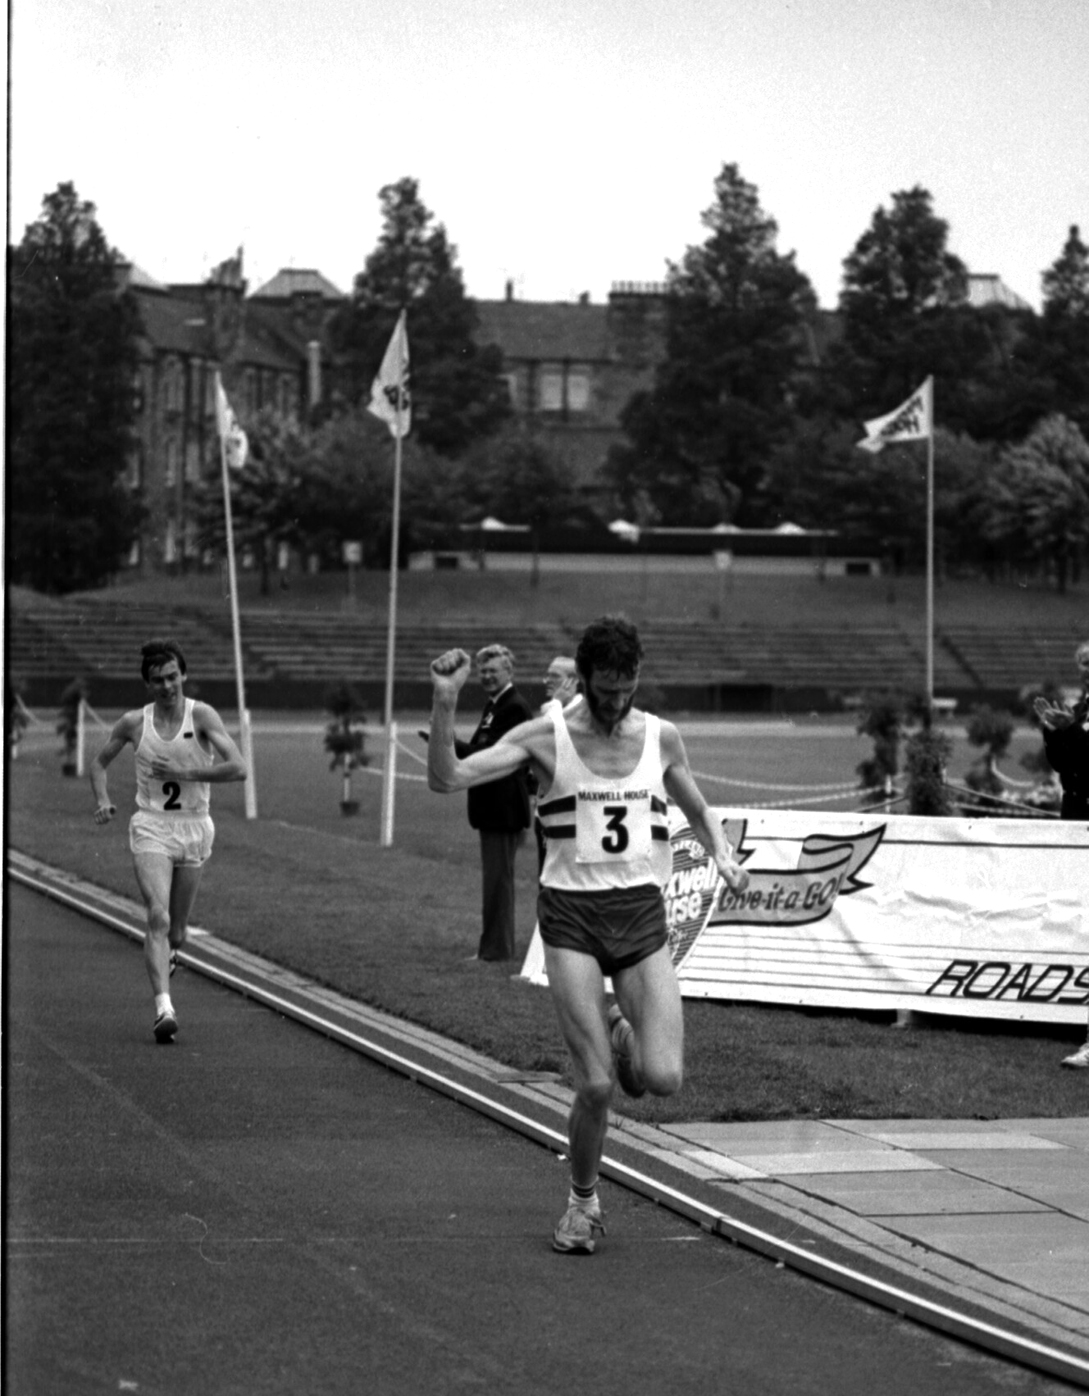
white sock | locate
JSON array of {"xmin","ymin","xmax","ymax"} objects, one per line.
[
  {"xmin": 569, "ymin": 1183, "xmax": 600, "ymax": 1213},
  {"xmin": 154, "ymin": 994, "xmax": 174, "ymax": 1017}
]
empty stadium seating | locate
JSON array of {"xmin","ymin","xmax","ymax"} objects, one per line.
[{"xmin": 9, "ymin": 592, "xmax": 1083, "ymax": 713}]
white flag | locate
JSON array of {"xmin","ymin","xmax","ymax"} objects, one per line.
[
  {"xmin": 857, "ymin": 377, "xmax": 933, "ymax": 454},
  {"xmin": 367, "ymin": 311, "xmax": 411, "ymax": 438},
  {"xmin": 214, "ymin": 373, "xmax": 249, "ymax": 469}
]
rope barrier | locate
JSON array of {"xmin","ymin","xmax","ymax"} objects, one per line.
[
  {"xmin": 83, "ymin": 702, "xmax": 113, "ymax": 730},
  {"xmin": 393, "ymin": 732, "xmax": 429, "ymax": 768},
  {"xmin": 991, "ymin": 767, "xmax": 1038, "ymax": 790},
  {"xmin": 709, "ymin": 783, "xmax": 899, "ymax": 811},
  {"xmin": 693, "ymin": 769, "xmax": 862, "ymax": 793},
  {"xmin": 944, "ymin": 780, "xmax": 1060, "ymax": 818},
  {"xmin": 357, "ymin": 761, "xmax": 427, "ymax": 785},
  {"xmin": 15, "ymin": 697, "xmax": 43, "ymax": 726}
]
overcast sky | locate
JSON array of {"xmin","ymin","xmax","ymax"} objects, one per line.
[{"xmin": 8, "ymin": 0, "xmax": 1088, "ymax": 310}]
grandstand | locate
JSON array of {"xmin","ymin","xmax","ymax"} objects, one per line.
[{"xmin": 9, "ymin": 588, "xmax": 1085, "ymax": 714}]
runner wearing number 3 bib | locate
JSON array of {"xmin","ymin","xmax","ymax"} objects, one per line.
[
  {"xmin": 427, "ymin": 615, "xmax": 750, "ymax": 1256},
  {"xmin": 89, "ymin": 638, "xmax": 247, "ymax": 1045}
]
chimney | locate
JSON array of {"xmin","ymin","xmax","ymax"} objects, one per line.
[
  {"xmin": 505, "ymin": 279, "xmax": 514, "ymax": 302},
  {"xmin": 307, "ymin": 340, "xmax": 322, "ymax": 409}
]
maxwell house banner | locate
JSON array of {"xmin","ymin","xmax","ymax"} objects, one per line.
[{"xmin": 520, "ymin": 809, "xmax": 1088, "ymax": 1024}]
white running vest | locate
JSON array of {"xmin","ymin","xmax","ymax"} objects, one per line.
[
  {"xmin": 538, "ymin": 704, "xmax": 672, "ymax": 892},
  {"xmin": 134, "ymin": 699, "xmax": 212, "ymax": 814}
]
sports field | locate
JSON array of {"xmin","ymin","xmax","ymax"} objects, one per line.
[
  {"xmin": 9, "ymin": 705, "xmax": 1085, "ymax": 1122},
  {"xmin": 26, "ymin": 706, "xmax": 1055, "ymax": 858}
]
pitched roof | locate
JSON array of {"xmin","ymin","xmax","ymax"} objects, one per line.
[
  {"xmin": 115, "ymin": 263, "xmax": 171, "ymax": 293},
  {"xmin": 967, "ymin": 273, "xmax": 1032, "ymax": 312},
  {"xmin": 132, "ymin": 286, "xmax": 309, "ymax": 371},
  {"xmin": 250, "ymin": 268, "xmax": 345, "ymax": 302},
  {"xmin": 132, "ymin": 287, "xmax": 215, "ymax": 356},
  {"xmin": 474, "ymin": 299, "xmax": 611, "ymax": 362}
]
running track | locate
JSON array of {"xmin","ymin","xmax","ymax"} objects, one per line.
[{"xmin": 5, "ymin": 883, "xmax": 1075, "ymax": 1396}]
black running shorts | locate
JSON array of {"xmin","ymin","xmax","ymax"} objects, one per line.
[{"xmin": 538, "ymin": 882, "xmax": 668, "ymax": 976}]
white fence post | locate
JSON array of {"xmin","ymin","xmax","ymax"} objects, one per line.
[
  {"xmin": 75, "ymin": 698, "xmax": 87, "ymax": 777},
  {"xmin": 380, "ymin": 721, "xmax": 398, "ymax": 847}
]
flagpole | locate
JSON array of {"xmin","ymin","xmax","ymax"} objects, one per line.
[
  {"xmin": 219, "ymin": 406, "xmax": 258, "ymax": 820},
  {"xmin": 380, "ymin": 317, "xmax": 405, "ymax": 848},
  {"xmin": 925, "ymin": 377, "xmax": 935, "ymax": 709}
]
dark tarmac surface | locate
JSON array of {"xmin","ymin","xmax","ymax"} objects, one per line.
[{"xmin": 5, "ymin": 882, "xmax": 1082, "ymax": 1396}]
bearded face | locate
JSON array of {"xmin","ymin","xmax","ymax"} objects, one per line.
[{"xmin": 582, "ymin": 668, "xmax": 639, "ymax": 734}]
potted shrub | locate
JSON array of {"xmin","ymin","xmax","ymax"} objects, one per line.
[
  {"xmin": 903, "ymin": 705, "xmax": 954, "ymax": 816},
  {"xmin": 962, "ymin": 705, "xmax": 1015, "ymax": 815},
  {"xmin": 855, "ymin": 692, "xmax": 904, "ymax": 807},
  {"xmin": 323, "ymin": 681, "xmax": 369, "ymax": 814},
  {"xmin": 7, "ymin": 680, "xmax": 29, "ymax": 761},
  {"xmin": 56, "ymin": 678, "xmax": 89, "ymax": 777}
]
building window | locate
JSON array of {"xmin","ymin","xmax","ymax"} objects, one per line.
[
  {"xmin": 567, "ymin": 372, "xmax": 591, "ymax": 412},
  {"xmin": 165, "ymin": 439, "xmax": 179, "ymax": 488},
  {"xmin": 279, "ymin": 374, "xmax": 299, "ymax": 417},
  {"xmin": 244, "ymin": 369, "xmax": 258, "ymax": 415},
  {"xmin": 539, "ymin": 371, "xmax": 564, "ymax": 412},
  {"xmin": 161, "ymin": 358, "xmax": 183, "ymax": 413},
  {"xmin": 185, "ymin": 441, "xmax": 202, "ymax": 483},
  {"xmin": 190, "ymin": 360, "xmax": 204, "ymax": 417}
]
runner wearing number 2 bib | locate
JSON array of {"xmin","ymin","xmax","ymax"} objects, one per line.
[
  {"xmin": 427, "ymin": 615, "xmax": 749, "ymax": 1256},
  {"xmin": 89, "ymin": 638, "xmax": 247, "ymax": 1044}
]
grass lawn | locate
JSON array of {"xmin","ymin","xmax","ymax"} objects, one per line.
[{"xmin": 8, "ymin": 718, "xmax": 1087, "ymax": 1124}]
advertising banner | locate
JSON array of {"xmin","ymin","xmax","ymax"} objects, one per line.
[{"xmin": 520, "ymin": 810, "xmax": 1089, "ymax": 1023}]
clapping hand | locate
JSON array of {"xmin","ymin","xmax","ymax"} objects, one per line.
[{"xmin": 1033, "ymin": 696, "xmax": 1073, "ymax": 732}]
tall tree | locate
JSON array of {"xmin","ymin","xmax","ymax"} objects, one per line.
[
  {"xmin": 194, "ymin": 409, "xmax": 316, "ymax": 595},
  {"xmin": 607, "ymin": 164, "xmax": 816, "ymax": 526},
  {"xmin": 831, "ymin": 187, "xmax": 984, "ymax": 427},
  {"xmin": 327, "ymin": 178, "xmax": 509, "ymax": 456},
  {"xmin": 8, "ymin": 183, "xmax": 142, "ymax": 593},
  {"xmin": 195, "ymin": 404, "xmax": 462, "ymax": 576},
  {"xmin": 455, "ymin": 423, "xmax": 583, "ymax": 582},
  {"xmin": 1012, "ymin": 225, "xmax": 1089, "ymax": 440},
  {"xmin": 978, "ymin": 414, "xmax": 1089, "ymax": 592},
  {"xmin": 1042, "ymin": 223, "xmax": 1089, "ymax": 316}
]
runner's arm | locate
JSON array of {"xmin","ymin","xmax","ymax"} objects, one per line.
[
  {"xmin": 183, "ymin": 704, "xmax": 248, "ymax": 782},
  {"xmin": 661, "ymin": 724, "xmax": 749, "ymax": 892},
  {"xmin": 88, "ymin": 714, "xmax": 136, "ymax": 823}
]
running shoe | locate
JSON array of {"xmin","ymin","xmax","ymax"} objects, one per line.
[
  {"xmin": 153, "ymin": 1009, "xmax": 178, "ymax": 1044},
  {"xmin": 552, "ymin": 1204, "xmax": 605, "ymax": 1254},
  {"xmin": 169, "ymin": 951, "xmax": 179, "ymax": 978},
  {"xmin": 607, "ymin": 1004, "xmax": 645, "ymax": 1098},
  {"xmin": 1061, "ymin": 1042, "xmax": 1089, "ymax": 1069}
]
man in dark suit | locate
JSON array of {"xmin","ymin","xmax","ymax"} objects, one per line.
[
  {"xmin": 1034, "ymin": 639, "xmax": 1089, "ymax": 821},
  {"xmin": 456, "ymin": 645, "xmax": 534, "ymax": 961},
  {"xmin": 1034, "ymin": 638, "xmax": 1089, "ymax": 1069}
]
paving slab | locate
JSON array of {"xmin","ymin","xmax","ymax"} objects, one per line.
[
  {"xmin": 779, "ymin": 1170, "xmax": 1052, "ymax": 1217},
  {"xmin": 869, "ymin": 1132, "xmax": 1067, "ymax": 1152}
]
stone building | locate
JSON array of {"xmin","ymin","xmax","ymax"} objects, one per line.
[
  {"xmin": 123, "ymin": 253, "xmax": 342, "ymax": 572},
  {"xmin": 122, "ymin": 255, "xmax": 1030, "ymax": 572}
]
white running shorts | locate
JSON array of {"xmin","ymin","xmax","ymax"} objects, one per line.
[{"xmin": 129, "ymin": 811, "xmax": 214, "ymax": 867}]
